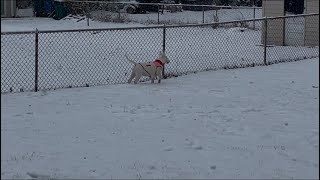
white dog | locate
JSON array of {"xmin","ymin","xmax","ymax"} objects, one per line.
[{"xmin": 125, "ymin": 51, "xmax": 170, "ymax": 84}]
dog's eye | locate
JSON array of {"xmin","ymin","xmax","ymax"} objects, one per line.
[{"xmin": 146, "ymin": 65, "xmax": 151, "ymax": 66}]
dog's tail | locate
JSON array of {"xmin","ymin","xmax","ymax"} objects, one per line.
[{"xmin": 125, "ymin": 54, "xmax": 138, "ymax": 65}]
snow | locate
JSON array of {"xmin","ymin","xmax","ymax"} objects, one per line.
[
  {"xmin": 1, "ymin": 10, "xmax": 319, "ymax": 178},
  {"xmin": 1, "ymin": 8, "xmax": 261, "ymax": 32},
  {"xmin": 2, "ymin": 23, "xmax": 318, "ymax": 93},
  {"xmin": 0, "ymin": 17, "xmax": 144, "ymax": 32},
  {"xmin": 16, "ymin": 8, "xmax": 34, "ymax": 18},
  {"xmin": 127, "ymin": 8, "xmax": 262, "ymax": 25},
  {"xmin": 1, "ymin": 58, "xmax": 319, "ymax": 179}
]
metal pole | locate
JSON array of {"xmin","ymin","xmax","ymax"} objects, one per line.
[
  {"xmin": 35, "ymin": 28, "xmax": 39, "ymax": 92},
  {"xmin": 253, "ymin": 0, "xmax": 256, "ymax": 29},
  {"xmin": 303, "ymin": 15, "xmax": 306, "ymax": 46},
  {"xmin": 118, "ymin": 8, "xmax": 121, "ymax": 21},
  {"xmin": 86, "ymin": 13, "xmax": 90, "ymax": 26},
  {"xmin": 263, "ymin": 17, "xmax": 267, "ymax": 65},
  {"xmin": 162, "ymin": 24, "xmax": 166, "ymax": 78},
  {"xmin": 162, "ymin": 3, "xmax": 164, "ymax": 14},
  {"xmin": 282, "ymin": 17, "xmax": 286, "ymax": 46},
  {"xmin": 158, "ymin": 4, "xmax": 160, "ymax": 24},
  {"xmin": 162, "ymin": 24, "xmax": 166, "ymax": 52},
  {"xmin": 202, "ymin": 6, "xmax": 205, "ymax": 24},
  {"xmin": 84, "ymin": 3, "xmax": 89, "ymax": 26}
]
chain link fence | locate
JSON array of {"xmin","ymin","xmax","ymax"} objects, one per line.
[
  {"xmin": 67, "ymin": 1, "xmax": 262, "ymax": 25},
  {"xmin": 1, "ymin": 14, "xmax": 319, "ymax": 93}
]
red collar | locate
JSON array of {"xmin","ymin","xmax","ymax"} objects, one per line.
[{"xmin": 154, "ymin": 59, "xmax": 164, "ymax": 66}]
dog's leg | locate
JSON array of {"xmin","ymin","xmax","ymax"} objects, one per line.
[
  {"xmin": 151, "ymin": 75, "xmax": 155, "ymax": 83},
  {"xmin": 158, "ymin": 70, "xmax": 163, "ymax": 83},
  {"xmin": 128, "ymin": 71, "xmax": 135, "ymax": 84},
  {"xmin": 134, "ymin": 73, "xmax": 142, "ymax": 84}
]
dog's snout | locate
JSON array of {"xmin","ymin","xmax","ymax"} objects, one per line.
[{"xmin": 165, "ymin": 57, "xmax": 170, "ymax": 63}]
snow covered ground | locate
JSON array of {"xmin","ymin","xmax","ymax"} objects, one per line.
[
  {"xmin": 1, "ymin": 58, "xmax": 319, "ymax": 179},
  {"xmin": 1, "ymin": 19, "xmax": 318, "ymax": 93},
  {"xmin": 127, "ymin": 8, "xmax": 261, "ymax": 25},
  {"xmin": 1, "ymin": 8, "xmax": 261, "ymax": 32},
  {"xmin": 0, "ymin": 17, "xmax": 144, "ymax": 32}
]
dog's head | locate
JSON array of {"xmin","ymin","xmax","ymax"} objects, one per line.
[{"xmin": 157, "ymin": 51, "xmax": 170, "ymax": 64}]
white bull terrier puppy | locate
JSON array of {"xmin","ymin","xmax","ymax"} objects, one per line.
[{"xmin": 125, "ymin": 51, "xmax": 170, "ymax": 84}]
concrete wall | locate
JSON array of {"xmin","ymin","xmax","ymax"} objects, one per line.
[{"xmin": 304, "ymin": 0, "xmax": 319, "ymax": 46}]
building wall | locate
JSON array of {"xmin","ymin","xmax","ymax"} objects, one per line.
[
  {"xmin": 304, "ymin": 0, "xmax": 319, "ymax": 46},
  {"xmin": 262, "ymin": 0, "xmax": 285, "ymax": 17},
  {"xmin": 1, "ymin": 0, "xmax": 16, "ymax": 17},
  {"xmin": 1, "ymin": 0, "xmax": 5, "ymax": 17},
  {"xmin": 261, "ymin": 0, "xmax": 285, "ymax": 46}
]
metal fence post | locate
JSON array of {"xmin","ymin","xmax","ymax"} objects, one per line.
[
  {"xmin": 158, "ymin": 4, "xmax": 160, "ymax": 24},
  {"xmin": 86, "ymin": 3, "xmax": 89, "ymax": 26},
  {"xmin": 282, "ymin": 16, "xmax": 286, "ymax": 46},
  {"xmin": 86, "ymin": 13, "xmax": 90, "ymax": 26},
  {"xmin": 202, "ymin": 6, "xmax": 205, "ymax": 24},
  {"xmin": 162, "ymin": 3, "xmax": 164, "ymax": 14},
  {"xmin": 162, "ymin": 24, "xmax": 166, "ymax": 53},
  {"xmin": 35, "ymin": 28, "xmax": 39, "ymax": 92},
  {"xmin": 118, "ymin": 8, "xmax": 121, "ymax": 21},
  {"xmin": 162, "ymin": 24, "xmax": 166, "ymax": 78},
  {"xmin": 303, "ymin": 15, "xmax": 306, "ymax": 46},
  {"xmin": 253, "ymin": 6, "xmax": 256, "ymax": 29},
  {"xmin": 263, "ymin": 17, "xmax": 267, "ymax": 65}
]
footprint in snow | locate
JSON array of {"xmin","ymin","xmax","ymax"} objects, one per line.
[
  {"xmin": 210, "ymin": 165, "xmax": 217, "ymax": 170},
  {"xmin": 185, "ymin": 138, "xmax": 203, "ymax": 150},
  {"xmin": 185, "ymin": 138, "xmax": 194, "ymax": 146},
  {"xmin": 148, "ymin": 165, "xmax": 156, "ymax": 170},
  {"xmin": 192, "ymin": 145, "xmax": 203, "ymax": 150},
  {"xmin": 163, "ymin": 147, "xmax": 173, "ymax": 151}
]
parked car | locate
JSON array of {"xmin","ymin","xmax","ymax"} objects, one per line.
[
  {"xmin": 160, "ymin": 0, "xmax": 183, "ymax": 12},
  {"xmin": 136, "ymin": 0, "xmax": 161, "ymax": 13},
  {"xmin": 102, "ymin": 0, "xmax": 136, "ymax": 13},
  {"xmin": 181, "ymin": 0, "xmax": 213, "ymax": 11}
]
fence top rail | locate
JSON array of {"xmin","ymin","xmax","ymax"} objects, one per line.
[
  {"xmin": 0, "ymin": 25, "xmax": 165, "ymax": 34},
  {"xmin": 264, "ymin": 13, "xmax": 319, "ymax": 20},
  {"xmin": 70, "ymin": 1, "xmax": 263, "ymax": 9},
  {"xmin": 1, "ymin": 13, "xmax": 318, "ymax": 35},
  {"xmin": 1, "ymin": 31, "xmax": 36, "ymax": 35},
  {"xmin": 165, "ymin": 13, "xmax": 320, "ymax": 28}
]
